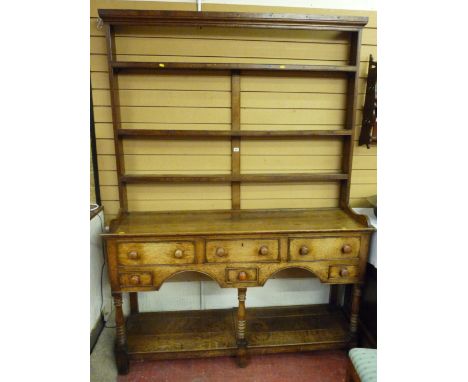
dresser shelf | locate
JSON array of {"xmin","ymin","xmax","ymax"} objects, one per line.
[
  {"xmin": 98, "ymin": 8, "xmax": 371, "ymax": 375},
  {"xmin": 111, "ymin": 61, "xmax": 358, "ymax": 74},
  {"xmin": 117, "ymin": 129, "xmax": 353, "ymax": 139},
  {"xmin": 126, "ymin": 305, "xmax": 350, "ymax": 361},
  {"xmin": 120, "ymin": 173, "xmax": 350, "ymax": 184}
]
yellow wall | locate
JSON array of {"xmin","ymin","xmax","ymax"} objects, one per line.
[{"xmin": 90, "ymin": 0, "xmax": 377, "ymax": 222}]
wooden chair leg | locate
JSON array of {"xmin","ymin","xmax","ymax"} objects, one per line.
[
  {"xmin": 236, "ymin": 288, "xmax": 249, "ymax": 368},
  {"xmin": 113, "ymin": 293, "xmax": 129, "ymax": 375}
]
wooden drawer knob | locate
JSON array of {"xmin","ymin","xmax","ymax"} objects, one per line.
[
  {"xmin": 259, "ymin": 245, "xmax": 269, "ymax": 255},
  {"xmin": 342, "ymin": 244, "xmax": 352, "ymax": 254},
  {"xmin": 216, "ymin": 247, "xmax": 227, "ymax": 257},
  {"xmin": 340, "ymin": 267, "xmax": 349, "ymax": 277},
  {"xmin": 238, "ymin": 271, "xmax": 248, "ymax": 281},
  {"xmin": 174, "ymin": 249, "xmax": 184, "ymax": 259},
  {"xmin": 299, "ymin": 246, "xmax": 309, "ymax": 256},
  {"xmin": 130, "ymin": 275, "xmax": 141, "ymax": 285},
  {"xmin": 127, "ymin": 250, "xmax": 139, "ymax": 260}
]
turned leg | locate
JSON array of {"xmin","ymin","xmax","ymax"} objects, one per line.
[
  {"xmin": 129, "ymin": 292, "xmax": 139, "ymax": 314},
  {"xmin": 236, "ymin": 288, "xmax": 249, "ymax": 367},
  {"xmin": 113, "ymin": 293, "xmax": 129, "ymax": 375},
  {"xmin": 349, "ymin": 284, "xmax": 362, "ymax": 347}
]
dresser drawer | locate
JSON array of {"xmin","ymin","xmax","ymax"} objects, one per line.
[
  {"xmin": 328, "ymin": 265, "xmax": 359, "ymax": 280},
  {"xmin": 119, "ymin": 272, "xmax": 153, "ymax": 287},
  {"xmin": 225, "ymin": 267, "xmax": 258, "ymax": 284},
  {"xmin": 289, "ymin": 236, "xmax": 360, "ymax": 262},
  {"xmin": 206, "ymin": 239, "xmax": 279, "ymax": 263},
  {"xmin": 117, "ymin": 241, "xmax": 195, "ymax": 265}
]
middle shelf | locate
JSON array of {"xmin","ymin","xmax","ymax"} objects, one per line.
[
  {"xmin": 120, "ymin": 173, "xmax": 349, "ymax": 184},
  {"xmin": 118, "ymin": 129, "xmax": 352, "ymax": 139}
]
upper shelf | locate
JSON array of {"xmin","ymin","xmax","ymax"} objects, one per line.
[
  {"xmin": 111, "ymin": 61, "xmax": 357, "ymax": 74},
  {"xmin": 98, "ymin": 9, "xmax": 368, "ymax": 31}
]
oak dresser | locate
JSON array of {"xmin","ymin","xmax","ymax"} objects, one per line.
[{"xmin": 98, "ymin": 9, "xmax": 374, "ymax": 375}]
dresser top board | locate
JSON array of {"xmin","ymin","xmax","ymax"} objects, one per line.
[{"xmin": 105, "ymin": 208, "xmax": 373, "ymax": 237}]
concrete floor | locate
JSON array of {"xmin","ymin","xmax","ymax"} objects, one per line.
[{"xmin": 91, "ymin": 325, "xmax": 119, "ymax": 382}]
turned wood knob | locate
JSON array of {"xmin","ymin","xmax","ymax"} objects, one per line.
[
  {"xmin": 259, "ymin": 245, "xmax": 269, "ymax": 255},
  {"xmin": 127, "ymin": 250, "xmax": 139, "ymax": 260},
  {"xmin": 216, "ymin": 247, "xmax": 227, "ymax": 257},
  {"xmin": 174, "ymin": 249, "xmax": 184, "ymax": 258},
  {"xmin": 130, "ymin": 275, "xmax": 141, "ymax": 284},
  {"xmin": 342, "ymin": 244, "xmax": 352, "ymax": 254},
  {"xmin": 340, "ymin": 267, "xmax": 349, "ymax": 277},
  {"xmin": 299, "ymin": 246, "xmax": 309, "ymax": 256},
  {"xmin": 238, "ymin": 271, "xmax": 248, "ymax": 281}
]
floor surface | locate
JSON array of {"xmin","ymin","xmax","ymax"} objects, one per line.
[{"xmin": 91, "ymin": 314, "xmax": 348, "ymax": 382}]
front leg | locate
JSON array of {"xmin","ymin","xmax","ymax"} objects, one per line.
[
  {"xmin": 236, "ymin": 288, "xmax": 249, "ymax": 367},
  {"xmin": 113, "ymin": 293, "xmax": 129, "ymax": 375},
  {"xmin": 349, "ymin": 284, "xmax": 362, "ymax": 347}
]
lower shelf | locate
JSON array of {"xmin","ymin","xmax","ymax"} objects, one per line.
[{"xmin": 126, "ymin": 304, "xmax": 350, "ymax": 360}]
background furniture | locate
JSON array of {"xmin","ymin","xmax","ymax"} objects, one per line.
[
  {"xmin": 347, "ymin": 348, "xmax": 377, "ymax": 382},
  {"xmin": 99, "ymin": 9, "xmax": 373, "ymax": 374}
]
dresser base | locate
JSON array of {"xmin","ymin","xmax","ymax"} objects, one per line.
[{"xmin": 121, "ymin": 304, "xmax": 350, "ymax": 371}]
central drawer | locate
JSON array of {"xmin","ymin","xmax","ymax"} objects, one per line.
[
  {"xmin": 206, "ymin": 239, "xmax": 279, "ymax": 263},
  {"xmin": 117, "ymin": 241, "xmax": 195, "ymax": 265}
]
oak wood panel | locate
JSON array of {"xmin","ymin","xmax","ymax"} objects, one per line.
[
  {"xmin": 90, "ymin": 18, "xmax": 376, "ymax": 46},
  {"xmin": 125, "ymin": 309, "xmax": 237, "ymax": 355},
  {"xmin": 122, "ymin": 305, "xmax": 350, "ymax": 360},
  {"xmin": 200, "ymin": 3, "xmax": 376, "ymax": 28},
  {"xmin": 206, "ymin": 239, "xmax": 279, "ymax": 263},
  {"xmin": 101, "ymin": 183, "xmax": 377, "ymax": 201},
  {"xmin": 98, "ymin": 9, "xmax": 367, "ymax": 30},
  {"xmin": 103, "ymin": 209, "xmax": 371, "ymax": 237},
  {"xmin": 241, "ymin": 198, "xmax": 339, "ymax": 210},
  {"xmin": 289, "ymin": 236, "xmax": 360, "ymax": 261},
  {"xmin": 119, "ymin": 271, "xmax": 152, "ymax": 287},
  {"xmin": 97, "ymin": 169, "xmax": 374, "ymax": 186},
  {"xmin": 328, "ymin": 265, "xmax": 359, "ymax": 280},
  {"xmin": 247, "ymin": 305, "xmax": 349, "ymax": 349},
  {"xmin": 90, "ymin": 36, "xmax": 352, "ymax": 61},
  {"xmin": 92, "ymin": 105, "xmax": 354, "ymax": 125},
  {"xmin": 92, "ymin": 54, "xmax": 376, "ymax": 71},
  {"xmin": 91, "ymin": 19, "xmax": 376, "ymax": 43},
  {"xmin": 117, "ymin": 241, "xmax": 196, "ymax": 265},
  {"xmin": 226, "ymin": 267, "xmax": 258, "ymax": 284},
  {"xmin": 100, "ymin": 198, "xmax": 374, "ymax": 216},
  {"xmin": 91, "ymin": 1, "xmax": 376, "ymax": 28},
  {"xmin": 127, "ymin": 199, "xmax": 231, "ymax": 212}
]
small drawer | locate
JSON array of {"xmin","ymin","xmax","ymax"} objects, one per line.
[
  {"xmin": 289, "ymin": 237, "xmax": 360, "ymax": 262},
  {"xmin": 117, "ymin": 241, "xmax": 195, "ymax": 265},
  {"xmin": 206, "ymin": 239, "xmax": 279, "ymax": 263},
  {"xmin": 328, "ymin": 265, "xmax": 359, "ymax": 280},
  {"xmin": 119, "ymin": 272, "xmax": 153, "ymax": 287},
  {"xmin": 225, "ymin": 267, "xmax": 258, "ymax": 283}
]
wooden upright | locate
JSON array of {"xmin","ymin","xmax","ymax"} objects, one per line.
[{"xmin": 98, "ymin": 9, "xmax": 373, "ymax": 375}]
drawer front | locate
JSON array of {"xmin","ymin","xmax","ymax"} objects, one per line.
[
  {"xmin": 289, "ymin": 236, "xmax": 360, "ymax": 262},
  {"xmin": 117, "ymin": 241, "xmax": 195, "ymax": 265},
  {"xmin": 328, "ymin": 265, "xmax": 359, "ymax": 281},
  {"xmin": 119, "ymin": 272, "xmax": 153, "ymax": 287},
  {"xmin": 225, "ymin": 267, "xmax": 258, "ymax": 283},
  {"xmin": 206, "ymin": 239, "xmax": 279, "ymax": 263}
]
